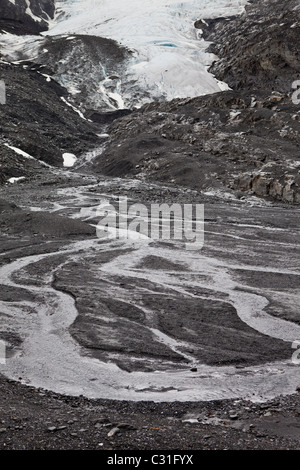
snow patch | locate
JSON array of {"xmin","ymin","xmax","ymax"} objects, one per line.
[
  {"xmin": 61, "ymin": 96, "xmax": 87, "ymax": 119},
  {"xmin": 63, "ymin": 153, "xmax": 77, "ymax": 167},
  {"xmin": 7, "ymin": 177, "xmax": 25, "ymax": 183}
]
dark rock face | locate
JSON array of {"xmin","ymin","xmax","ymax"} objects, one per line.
[
  {"xmin": 0, "ymin": 0, "xmax": 55, "ymax": 35},
  {"xmin": 86, "ymin": 109, "xmax": 132, "ymax": 125},
  {"xmin": 37, "ymin": 34, "xmax": 133, "ymax": 112},
  {"xmin": 199, "ymin": 0, "xmax": 300, "ymax": 94}
]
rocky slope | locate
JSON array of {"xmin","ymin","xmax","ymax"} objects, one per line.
[
  {"xmin": 36, "ymin": 34, "xmax": 133, "ymax": 112},
  {"xmin": 202, "ymin": 0, "xmax": 300, "ymax": 94},
  {"xmin": 0, "ymin": 60, "xmax": 101, "ymax": 183},
  {"xmin": 92, "ymin": 0, "xmax": 300, "ymax": 205},
  {"xmin": 93, "ymin": 89, "xmax": 300, "ymax": 204}
]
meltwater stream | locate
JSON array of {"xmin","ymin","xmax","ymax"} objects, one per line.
[{"xmin": 0, "ymin": 178, "xmax": 300, "ymax": 402}]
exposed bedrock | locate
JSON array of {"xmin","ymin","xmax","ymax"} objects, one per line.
[{"xmin": 0, "ymin": 0, "xmax": 55, "ymax": 35}]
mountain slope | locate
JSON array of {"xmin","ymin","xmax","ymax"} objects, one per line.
[
  {"xmin": 93, "ymin": 0, "xmax": 300, "ymax": 204},
  {"xmin": 203, "ymin": 0, "xmax": 300, "ymax": 93},
  {"xmin": 1, "ymin": 0, "xmax": 300, "ymax": 203}
]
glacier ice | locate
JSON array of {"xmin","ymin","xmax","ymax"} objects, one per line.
[{"xmin": 48, "ymin": 0, "xmax": 247, "ymax": 105}]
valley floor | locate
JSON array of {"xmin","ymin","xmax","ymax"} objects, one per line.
[{"xmin": 0, "ymin": 168, "xmax": 300, "ymax": 451}]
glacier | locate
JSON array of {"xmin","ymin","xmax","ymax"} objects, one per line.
[
  {"xmin": 0, "ymin": 1, "xmax": 248, "ymax": 109},
  {"xmin": 46, "ymin": 0, "xmax": 248, "ymax": 105}
]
